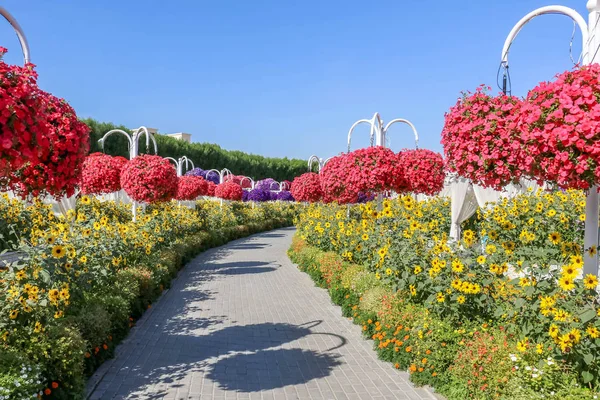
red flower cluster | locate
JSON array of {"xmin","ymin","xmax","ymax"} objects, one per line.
[
  {"xmin": 214, "ymin": 181, "xmax": 243, "ymax": 200},
  {"xmin": 519, "ymin": 64, "xmax": 600, "ymax": 189},
  {"xmin": 0, "ymin": 47, "xmax": 89, "ymax": 198},
  {"xmin": 223, "ymin": 174, "xmax": 253, "ymax": 189},
  {"xmin": 397, "ymin": 149, "xmax": 445, "ymax": 195},
  {"xmin": 281, "ymin": 180, "xmax": 292, "ymax": 190},
  {"xmin": 176, "ymin": 175, "xmax": 209, "ymax": 200},
  {"xmin": 120, "ymin": 155, "xmax": 178, "ymax": 203},
  {"xmin": 290, "ymin": 172, "xmax": 323, "ymax": 203},
  {"xmin": 441, "ymin": 86, "xmax": 524, "ymax": 190},
  {"xmin": 321, "ymin": 147, "xmax": 403, "ymax": 203},
  {"xmin": 80, "ymin": 153, "xmax": 128, "ymax": 194},
  {"xmin": 206, "ymin": 181, "xmax": 217, "ymax": 197}
]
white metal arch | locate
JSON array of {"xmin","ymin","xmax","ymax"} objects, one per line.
[
  {"xmin": 384, "ymin": 118, "xmax": 420, "ymax": 149},
  {"xmin": 0, "ymin": 7, "xmax": 30, "ymax": 64}
]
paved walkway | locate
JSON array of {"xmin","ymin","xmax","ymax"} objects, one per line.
[{"xmin": 87, "ymin": 227, "xmax": 437, "ymax": 400}]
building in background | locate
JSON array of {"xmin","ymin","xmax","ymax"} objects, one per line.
[
  {"xmin": 167, "ymin": 132, "xmax": 192, "ymax": 143},
  {"xmin": 130, "ymin": 127, "xmax": 192, "ymax": 143}
]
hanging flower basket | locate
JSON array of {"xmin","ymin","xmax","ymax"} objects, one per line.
[
  {"xmin": 276, "ymin": 190, "xmax": 294, "ymax": 201},
  {"xmin": 214, "ymin": 181, "xmax": 243, "ymax": 201},
  {"xmin": 397, "ymin": 149, "xmax": 445, "ymax": 195},
  {"xmin": 120, "ymin": 155, "xmax": 178, "ymax": 203},
  {"xmin": 0, "ymin": 47, "xmax": 90, "ymax": 198},
  {"xmin": 290, "ymin": 172, "xmax": 323, "ymax": 203},
  {"xmin": 441, "ymin": 86, "xmax": 524, "ymax": 190},
  {"xmin": 247, "ymin": 188, "xmax": 271, "ymax": 202},
  {"xmin": 518, "ymin": 65, "xmax": 600, "ymax": 189},
  {"xmin": 206, "ymin": 181, "xmax": 217, "ymax": 197},
  {"xmin": 176, "ymin": 175, "xmax": 208, "ymax": 201},
  {"xmin": 80, "ymin": 153, "xmax": 128, "ymax": 195}
]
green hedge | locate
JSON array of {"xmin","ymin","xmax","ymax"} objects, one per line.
[{"xmin": 84, "ymin": 118, "xmax": 311, "ymax": 181}]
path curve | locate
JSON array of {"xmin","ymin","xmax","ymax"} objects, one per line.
[{"xmin": 87, "ymin": 227, "xmax": 437, "ymax": 400}]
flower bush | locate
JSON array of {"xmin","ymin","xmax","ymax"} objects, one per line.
[
  {"xmin": 442, "ymin": 86, "xmax": 524, "ymax": 190},
  {"xmin": 519, "ymin": 65, "xmax": 600, "ymax": 189},
  {"xmin": 290, "ymin": 190, "xmax": 600, "ymax": 399},
  {"xmin": 120, "ymin": 155, "xmax": 178, "ymax": 203},
  {"xmin": 256, "ymin": 178, "xmax": 279, "ymax": 191},
  {"xmin": 247, "ymin": 188, "xmax": 271, "ymax": 202},
  {"xmin": 321, "ymin": 147, "xmax": 404, "ymax": 203},
  {"xmin": 80, "ymin": 153, "xmax": 128, "ymax": 195},
  {"xmin": 175, "ymin": 175, "xmax": 208, "ymax": 201},
  {"xmin": 290, "ymin": 172, "xmax": 323, "ymax": 203},
  {"xmin": 206, "ymin": 181, "xmax": 217, "ymax": 197},
  {"xmin": 185, "ymin": 167, "xmax": 220, "ymax": 185},
  {"xmin": 397, "ymin": 149, "xmax": 445, "ymax": 195},
  {"xmin": 214, "ymin": 181, "xmax": 243, "ymax": 201},
  {"xmin": 0, "ymin": 195, "xmax": 299, "ymax": 399},
  {"xmin": 276, "ymin": 190, "xmax": 294, "ymax": 202}
]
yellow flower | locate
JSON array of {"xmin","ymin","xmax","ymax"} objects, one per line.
[
  {"xmin": 558, "ymin": 276, "xmax": 575, "ymax": 291},
  {"xmin": 9, "ymin": 310, "xmax": 18, "ymax": 320},
  {"xmin": 553, "ymin": 309, "xmax": 568, "ymax": 322},
  {"xmin": 589, "ymin": 245, "xmax": 597, "ymax": 257},
  {"xmin": 567, "ymin": 329, "xmax": 582, "ymax": 344},
  {"xmin": 548, "ymin": 232, "xmax": 561, "ymax": 245},
  {"xmin": 451, "ymin": 259, "xmax": 464, "ymax": 273},
  {"xmin": 51, "ymin": 245, "xmax": 66, "ymax": 258},
  {"xmin": 519, "ymin": 277, "xmax": 531, "ymax": 287},
  {"xmin": 580, "ymin": 214, "xmax": 586, "ymax": 222},
  {"xmin": 549, "ymin": 324, "xmax": 559, "ymax": 338},
  {"xmin": 571, "ymin": 255, "xmax": 584, "ymax": 268},
  {"xmin": 15, "ymin": 270, "xmax": 27, "ymax": 280},
  {"xmin": 476, "ymin": 255, "xmax": 486, "ymax": 265},
  {"xmin": 409, "ymin": 285, "xmax": 417, "ymax": 296},
  {"xmin": 33, "ymin": 321, "xmax": 42, "ymax": 333},
  {"xmin": 535, "ymin": 343, "xmax": 543, "ymax": 354},
  {"xmin": 413, "ymin": 266, "xmax": 422, "ymax": 275},
  {"xmin": 456, "ymin": 295, "xmax": 466, "ymax": 304},
  {"xmin": 485, "ymin": 244, "xmax": 496, "ymax": 255},
  {"xmin": 362, "ymin": 234, "xmax": 369, "ymax": 241},
  {"xmin": 547, "ymin": 209, "xmax": 556, "ymax": 217},
  {"xmin": 79, "ymin": 255, "xmax": 88, "ymax": 264},
  {"xmin": 584, "ymin": 274, "xmax": 598, "ymax": 290},
  {"xmin": 385, "ymin": 268, "xmax": 392, "ymax": 276},
  {"xmin": 436, "ymin": 292, "xmax": 445, "ymax": 303},
  {"xmin": 54, "ymin": 311, "xmax": 64, "ymax": 319},
  {"xmin": 516, "ymin": 340, "xmax": 527, "ymax": 352},
  {"xmin": 81, "ymin": 196, "xmax": 91, "ymax": 205},
  {"xmin": 561, "ymin": 264, "xmax": 579, "ymax": 279},
  {"xmin": 586, "ymin": 326, "xmax": 600, "ymax": 339}
]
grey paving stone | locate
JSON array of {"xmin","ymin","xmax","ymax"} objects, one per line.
[{"xmin": 86, "ymin": 228, "xmax": 437, "ymax": 400}]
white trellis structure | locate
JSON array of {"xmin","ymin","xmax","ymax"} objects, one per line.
[
  {"xmin": 239, "ymin": 176, "xmax": 255, "ymax": 190},
  {"xmin": 308, "ymin": 155, "xmax": 332, "ymax": 173},
  {"xmin": 98, "ymin": 126, "xmax": 158, "ymax": 221},
  {"xmin": 497, "ymin": 0, "xmax": 600, "ymax": 276},
  {"xmin": 166, "ymin": 156, "xmax": 195, "ymax": 177},
  {"xmin": 347, "ymin": 112, "xmax": 419, "ymax": 152},
  {"xmin": 206, "ymin": 168, "xmax": 232, "ymax": 184}
]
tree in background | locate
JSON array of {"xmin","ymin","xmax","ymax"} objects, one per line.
[{"xmin": 84, "ymin": 118, "xmax": 307, "ymax": 181}]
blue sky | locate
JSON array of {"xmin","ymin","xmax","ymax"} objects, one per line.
[{"xmin": 0, "ymin": 0, "xmax": 590, "ymax": 161}]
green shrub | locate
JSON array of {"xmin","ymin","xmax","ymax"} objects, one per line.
[
  {"xmin": 0, "ymin": 348, "xmax": 44, "ymax": 399},
  {"xmin": 359, "ymin": 286, "xmax": 392, "ymax": 314}
]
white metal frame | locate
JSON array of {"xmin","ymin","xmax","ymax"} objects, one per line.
[
  {"xmin": 347, "ymin": 112, "xmax": 419, "ymax": 152},
  {"xmin": 0, "ymin": 7, "xmax": 30, "ymax": 64},
  {"xmin": 308, "ymin": 155, "xmax": 332, "ymax": 173},
  {"xmin": 166, "ymin": 155, "xmax": 195, "ymax": 177}
]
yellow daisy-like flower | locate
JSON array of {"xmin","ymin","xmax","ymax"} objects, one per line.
[
  {"xmin": 476, "ymin": 255, "xmax": 486, "ymax": 265},
  {"xmin": 567, "ymin": 328, "xmax": 582, "ymax": 344},
  {"xmin": 535, "ymin": 343, "xmax": 544, "ymax": 354},
  {"xmin": 54, "ymin": 311, "xmax": 64, "ymax": 319},
  {"xmin": 558, "ymin": 275, "xmax": 575, "ymax": 291},
  {"xmin": 51, "ymin": 245, "xmax": 66, "ymax": 259},
  {"xmin": 79, "ymin": 255, "xmax": 88, "ymax": 264},
  {"xmin": 385, "ymin": 268, "xmax": 392, "ymax": 276},
  {"xmin": 9, "ymin": 310, "xmax": 18, "ymax": 320},
  {"xmin": 451, "ymin": 259, "xmax": 464, "ymax": 273},
  {"xmin": 456, "ymin": 295, "xmax": 466, "ymax": 304},
  {"xmin": 584, "ymin": 274, "xmax": 599, "ymax": 290},
  {"xmin": 81, "ymin": 195, "xmax": 91, "ymax": 205},
  {"xmin": 362, "ymin": 234, "xmax": 369, "ymax": 241},
  {"xmin": 548, "ymin": 232, "xmax": 561, "ymax": 245},
  {"xmin": 413, "ymin": 266, "xmax": 422, "ymax": 275},
  {"xmin": 553, "ymin": 309, "xmax": 568, "ymax": 322},
  {"xmin": 580, "ymin": 214, "xmax": 586, "ymax": 222},
  {"xmin": 409, "ymin": 285, "xmax": 417, "ymax": 296},
  {"xmin": 571, "ymin": 255, "xmax": 584, "ymax": 268},
  {"xmin": 586, "ymin": 326, "xmax": 600, "ymax": 339},
  {"xmin": 516, "ymin": 340, "xmax": 527, "ymax": 352},
  {"xmin": 15, "ymin": 270, "xmax": 27, "ymax": 280},
  {"xmin": 436, "ymin": 292, "xmax": 445, "ymax": 303},
  {"xmin": 547, "ymin": 209, "xmax": 556, "ymax": 217},
  {"xmin": 589, "ymin": 245, "xmax": 597, "ymax": 257},
  {"xmin": 561, "ymin": 264, "xmax": 579, "ymax": 279}
]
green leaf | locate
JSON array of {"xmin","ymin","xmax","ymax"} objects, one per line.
[
  {"xmin": 582, "ymin": 370, "xmax": 594, "ymax": 383},
  {"xmin": 514, "ymin": 298, "xmax": 525, "ymax": 309},
  {"xmin": 584, "ymin": 353, "xmax": 594, "ymax": 365},
  {"xmin": 580, "ymin": 308, "xmax": 597, "ymax": 324}
]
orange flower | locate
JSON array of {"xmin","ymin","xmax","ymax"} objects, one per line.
[
  {"xmin": 103, "ymin": 344, "xmax": 108, "ymax": 350},
  {"xmin": 405, "ymin": 346, "xmax": 412, "ymax": 353},
  {"xmin": 51, "ymin": 382, "xmax": 59, "ymax": 389},
  {"xmin": 394, "ymin": 363, "xmax": 400, "ymax": 369},
  {"xmin": 44, "ymin": 389, "xmax": 52, "ymax": 395},
  {"xmin": 425, "ymin": 349, "xmax": 431, "ymax": 355},
  {"xmin": 432, "ymin": 372, "xmax": 437, "ymax": 377},
  {"xmin": 85, "ymin": 352, "xmax": 91, "ymax": 358},
  {"xmin": 409, "ymin": 364, "xmax": 417, "ymax": 373},
  {"xmin": 418, "ymin": 367, "xmax": 424, "ymax": 372},
  {"xmin": 394, "ymin": 347, "xmax": 399, "ymax": 352}
]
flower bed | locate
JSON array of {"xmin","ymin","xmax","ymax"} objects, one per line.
[
  {"xmin": 290, "ymin": 192, "xmax": 600, "ymax": 399},
  {"xmin": 0, "ymin": 196, "xmax": 299, "ymax": 399}
]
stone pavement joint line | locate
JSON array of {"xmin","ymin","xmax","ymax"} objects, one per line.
[{"xmin": 86, "ymin": 227, "xmax": 438, "ymax": 400}]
